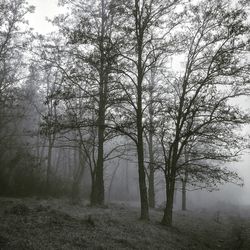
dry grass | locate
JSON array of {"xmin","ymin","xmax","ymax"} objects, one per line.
[{"xmin": 0, "ymin": 198, "xmax": 249, "ymax": 249}]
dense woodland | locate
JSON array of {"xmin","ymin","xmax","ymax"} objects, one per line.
[{"xmin": 0, "ymin": 0, "xmax": 250, "ymax": 228}]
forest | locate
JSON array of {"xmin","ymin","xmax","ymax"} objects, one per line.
[{"xmin": 0, "ymin": 0, "xmax": 250, "ymax": 249}]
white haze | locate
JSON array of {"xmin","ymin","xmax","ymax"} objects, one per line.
[{"xmin": 26, "ymin": 0, "xmax": 250, "ymax": 208}]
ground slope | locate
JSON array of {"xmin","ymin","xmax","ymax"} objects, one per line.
[{"xmin": 0, "ymin": 198, "xmax": 249, "ymax": 249}]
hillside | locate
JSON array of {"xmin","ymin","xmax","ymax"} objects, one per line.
[{"xmin": 0, "ymin": 198, "xmax": 249, "ymax": 249}]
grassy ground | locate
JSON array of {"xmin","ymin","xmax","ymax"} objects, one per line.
[{"xmin": 0, "ymin": 198, "xmax": 249, "ymax": 249}]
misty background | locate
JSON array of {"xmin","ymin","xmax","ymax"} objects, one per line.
[
  {"xmin": 25, "ymin": 0, "xmax": 250, "ymax": 208},
  {"xmin": 2, "ymin": 1, "xmax": 250, "ymax": 249}
]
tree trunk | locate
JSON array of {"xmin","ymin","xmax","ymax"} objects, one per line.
[
  {"xmin": 147, "ymin": 101, "xmax": 155, "ymax": 208},
  {"xmin": 71, "ymin": 147, "xmax": 85, "ymax": 203},
  {"xmin": 161, "ymin": 175, "xmax": 175, "ymax": 226},
  {"xmin": 137, "ymin": 69, "xmax": 149, "ymax": 220},
  {"xmin": 91, "ymin": 113, "xmax": 105, "ymax": 205},
  {"xmin": 148, "ymin": 64, "xmax": 156, "ymax": 208},
  {"xmin": 162, "ymin": 146, "xmax": 178, "ymax": 226},
  {"xmin": 137, "ymin": 98, "xmax": 149, "ymax": 219},
  {"xmin": 90, "ymin": 174, "xmax": 96, "ymax": 204},
  {"xmin": 148, "ymin": 164, "xmax": 155, "ymax": 208},
  {"xmin": 90, "ymin": 0, "xmax": 107, "ymax": 206},
  {"xmin": 137, "ymin": 139, "xmax": 149, "ymax": 220},
  {"xmin": 136, "ymin": 10, "xmax": 149, "ymax": 219},
  {"xmin": 182, "ymin": 170, "xmax": 188, "ymax": 211},
  {"xmin": 46, "ymin": 136, "xmax": 53, "ymax": 193},
  {"xmin": 108, "ymin": 163, "xmax": 119, "ymax": 202}
]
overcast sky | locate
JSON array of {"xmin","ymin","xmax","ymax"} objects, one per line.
[
  {"xmin": 26, "ymin": 0, "xmax": 250, "ymax": 206},
  {"xmin": 27, "ymin": 0, "xmax": 61, "ymax": 34}
]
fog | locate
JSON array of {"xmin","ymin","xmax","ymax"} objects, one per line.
[
  {"xmin": 26, "ymin": 0, "xmax": 61, "ymax": 34},
  {"xmin": 1, "ymin": 0, "xmax": 250, "ymax": 248},
  {"xmin": 25, "ymin": 0, "xmax": 250, "ymax": 210}
]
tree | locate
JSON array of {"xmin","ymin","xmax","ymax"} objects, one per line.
[
  {"xmin": 146, "ymin": 68, "xmax": 156, "ymax": 208},
  {"xmin": 179, "ymin": 138, "xmax": 243, "ymax": 211},
  {"xmin": 109, "ymin": 0, "xmax": 181, "ymax": 220},
  {"xmin": 44, "ymin": 0, "xmax": 123, "ymax": 205},
  {"xmin": 39, "ymin": 65, "xmax": 62, "ymax": 192},
  {"xmin": 158, "ymin": 0, "xmax": 250, "ymax": 226},
  {"xmin": 0, "ymin": 0, "xmax": 34, "ymax": 151},
  {"xmin": 0, "ymin": 0, "xmax": 35, "ymax": 194},
  {"xmin": 144, "ymin": 64, "xmax": 163, "ymax": 208}
]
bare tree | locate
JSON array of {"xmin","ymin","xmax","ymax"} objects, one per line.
[
  {"xmin": 109, "ymin": 0, "xmax": 181, "ymax": 220},
  {"xmin": 41, "ymin": 0, "xmax": 123, "ymax": 205},
  {"xmin": 158, "ymin": 0, "xmax": 250, "ymax": 226},
  {"xmin": 0, "ymin": 0, "xmax": 35, "ymax": 194}
]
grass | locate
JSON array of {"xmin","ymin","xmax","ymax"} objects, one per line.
[{"xmin": 0, "ymin": 197, "xmax": 249, "ymax": 249}]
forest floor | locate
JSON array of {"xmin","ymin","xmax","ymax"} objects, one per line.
[{"xmin": 0, "ymin": 197, "xmax": 250, "ymax": 250}]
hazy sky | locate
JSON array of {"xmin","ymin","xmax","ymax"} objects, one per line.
[
  {"xmin": 26, "ymin": 0, "xmax": 250, "ymax": 206},
  {"xmin": 27, "ymin": 0, "xmax": 61, "ymax": 34}
]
